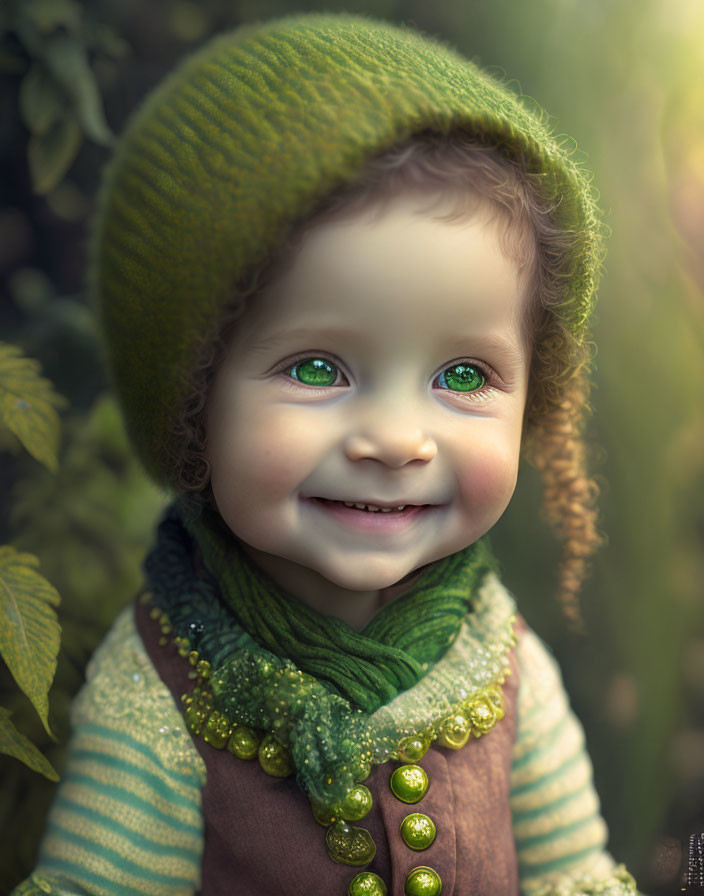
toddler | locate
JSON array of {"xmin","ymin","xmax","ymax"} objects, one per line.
[{"xmin": 14, "ymin": 12, "xmax": 644, "ymax": 896}]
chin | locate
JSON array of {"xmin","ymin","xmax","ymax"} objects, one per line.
[
  {"xmin": 303, "ymin": 557, "xmax": 398, "ymax": 591},
  {"xmin": 314, "ymin": 559, "xmax": 413, "ymax": 593}
]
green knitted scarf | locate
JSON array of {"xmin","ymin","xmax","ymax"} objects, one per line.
[
  {"xmin": 152, "ymin": 502, "xmax": 498, "ymax": 714},
  {"xmin": 143, "ymin": 503, "xmax": 507, "ymax": 807}
]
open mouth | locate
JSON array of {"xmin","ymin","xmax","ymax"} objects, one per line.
[
  {"xmin": 304, "ymin": 497, "xmax": 437, "ymax": 533},
  {"xmin": 310, "ymin": 497, "xmax": 428, "ymax": 515}
]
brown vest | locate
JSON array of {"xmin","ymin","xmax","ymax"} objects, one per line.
[{"xmin": 135, "ymin": 598, "xmax": 525, "ymax": 896}]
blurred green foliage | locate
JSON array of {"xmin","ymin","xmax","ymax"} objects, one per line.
[
  {"xmin": 1, "ymin": 0, "xmax": 126, "ymax": 193},
  {"xmin": 0, "ymin": 342, "xmax": 66, "ymax": 793},
  {"xmin": 0, "ymin": 0, "xmax": 702, "ymax": 893},
  {"xmin": 0, "ymin": 393, "xmax": 166, "ymax": 891}
]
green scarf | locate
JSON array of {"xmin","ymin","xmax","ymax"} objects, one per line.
[
  {"xmin": 144, "ymin": 502, "xmax": 505, "ymax": 807},
  {"xmin": 161, "ymin": 502, "xmax": 498, "ymax": 714}
]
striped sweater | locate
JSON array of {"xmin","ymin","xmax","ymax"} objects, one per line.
[{"xmin": 12, "ymin": 600, "xmax": 640, "ymax": 896}]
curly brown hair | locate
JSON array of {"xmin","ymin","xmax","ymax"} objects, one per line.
[{"xmin": 168, "ymin": 129, "xmax": 604, "ymax": 632}]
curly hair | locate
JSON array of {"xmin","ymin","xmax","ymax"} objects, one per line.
[{"xmin": 168, "ymin": 129, "xmax": 604, "ymax": 632}]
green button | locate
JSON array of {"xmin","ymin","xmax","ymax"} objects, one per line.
[
  {"xmin": 436, "ymin": 713, "xmax": 471, "ymax": 750},
  {"xmin": 400, "ymin": 813, "xmax": 436, "ymax": 850},
  {"xmin": 349, "ymin": 871, "xmax": 388, "ymax": 895},
  {"xmin": 227, "ymin": 725, "xmax": 260, "ymax": 760},
  {"xmin": 397, "ymin": 734, "xmax": 430, "ymax": 763},
  {"xmin": 341, "ymin": 784, "xmax": 373, "ymax": 821},
  {"xmin": 326, "ymin": 819, "xmax": 376, "ymax": 866},
  {"xmin": 257, "ymin": 733, "xmax": 294, "ymax": 777},
  {"xmin": 389, "ymin": 765, "xmax": 429, "ymax": 804},
  {"xmin": 404, "ymin": 866, "xmax": 442, "ymax": 896},
  {"xmin": 201, "ymin": 710, "xmax": 231, "ymax": 749}
]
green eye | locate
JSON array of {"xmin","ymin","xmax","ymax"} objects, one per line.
[
  {"xmin": 287, "ymin": 357, "xmax": 339, "ymax": 386},
  {"xmin": 437, "ymin": 363, "xmax": 486, "ymax": 393}
]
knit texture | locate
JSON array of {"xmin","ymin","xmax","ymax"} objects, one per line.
[
  {"xmin": 142, "ymin": 504, "xmax": 511, "ymax": 809},
  {"xmin": 171, "ymin": 503, "xmax": 498, "ymax": 712},
  {"xmin": 88, "ymin": 12, "xmax": 605, "ymax": 488}
]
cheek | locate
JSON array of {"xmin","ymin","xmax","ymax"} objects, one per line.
[
  {"xmin": 208, "ymin": 400, "xmax": 323, "ymax": 500},
  {"xmin": 455, "ymin": 431, "xmax": 521, "ymax": 510}
]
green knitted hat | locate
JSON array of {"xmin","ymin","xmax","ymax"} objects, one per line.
[{"xmin": 89, "ymin": 11, "xmax": 604, "ymax": 490}]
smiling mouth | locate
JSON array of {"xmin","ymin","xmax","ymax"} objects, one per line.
[{"xmin": 309, "ymin": 497, "xmax": 430, "ymax": 514}]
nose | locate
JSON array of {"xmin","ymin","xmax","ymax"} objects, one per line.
[{"xmin": 343, "ymin": 411, "xmax": 437, "ymax": 468}]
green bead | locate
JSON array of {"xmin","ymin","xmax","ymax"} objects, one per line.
[
  {"xmin": 201, "ymin": 710, "xmax": 231, "ymax": 749},
  {"xmin": 404, "ymin": 866, "xmax": 442, "ymax": 896},
  {"xmin": 184, "ymin": 700, "xmax": 209, "ymax": 735},
  {"xmin": 196, "ymin": 659, "xmax": 211, "ymax": 679},
  {"xmin": 483, "ymin": 684, "xmax": 505, "ymax": 721},
  {"xmin": 349, "ymin": 870, "xmax": 388, "ymax": 895},
  {"xmin": 311, "ymin": 800, "xmax": 339, "ymax": 827},
  {"xmin": 258, "ymin": 733, "xmax": 294, "ymax": 777},
  {"xmin": 227, "ymin": 725, "xmax": 260, "ymax": 759},
  {"xmin": 397, "ymin": 734, "xmax": 430, "ymax": 763},
  {"xmin": 436, "ymin": 713, "xmax": 470, "ymax": 750},
  {"xmin": 341, "ymin": 784, "xmax": 373, "ymax": 821},
  {"xmin": 389, "ymin": 765, "xmax": 429, "ymax": 804},
  {"xmin": 466, "ymin": 693, "xmax": 498, "ymax": 736},
  {"xmin": 400, "ymin": 813, "xmax": 437, "ymax": 850},
  {"xmin": 351, "ymin": 755, "xmax": 372, "ymax": 782},
  {"xmin": 325, "ymin": 819, "xmax": 376, "ymax": 866}
]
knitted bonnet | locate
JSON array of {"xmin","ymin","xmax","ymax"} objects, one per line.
[{"xmin": 89, "ymin": 11, "xmax": 604, "ymax": 490}]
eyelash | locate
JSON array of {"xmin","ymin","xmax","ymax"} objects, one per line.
[{"xmin": 275, "ymin": 352, "xmax": 499, "ymax": 402}]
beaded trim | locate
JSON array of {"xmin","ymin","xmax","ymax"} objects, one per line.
[{"xmin": 144, "ymin": 570, "xmax": 517, "ymax": 885}]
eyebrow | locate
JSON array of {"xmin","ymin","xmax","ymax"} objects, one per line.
[
  {"xmin": 248, "ymin": 326, "xmax": 526, "ymax": 367},
  {"xmin": 445, "ymin": 332, "xmax": 526, "ymax": 362},
  {"xmin": 247, "ymin": 326, "xmax": 367, "ymax": 353}
]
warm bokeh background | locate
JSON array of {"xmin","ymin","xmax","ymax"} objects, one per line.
[{"xmin": 1, "ymin": 1, "xmax": 702, "ymax": 893}]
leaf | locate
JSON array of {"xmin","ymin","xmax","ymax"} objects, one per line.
[
  {"xmin": 0, "ymin": 343, "xmax": 66, "ymax": 470},
  {"xmin": 42, "ymin": 31, "xmax": 113, "ymax": 146},
  {"xmin": 0, "ymin": 707, "xmax": 59, "ymax": 781},
  {"xmin": 0, "ymin": 546, "xmax": 61, "ymax": 738},
  {"xmin": 91, "ymin": 24, "xmax": 131, "ymax": 60},
  {"xmin": 27, "ymin": 116, "xmax": 82, "ymax": 195},
  {"xmin": 19, "ymin": 61, "xmax": 67, "ymax": 136}
]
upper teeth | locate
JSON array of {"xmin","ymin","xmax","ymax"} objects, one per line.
[{"xmin": 343, "ymin": 502, "xmax": 408, "ymax": 513}]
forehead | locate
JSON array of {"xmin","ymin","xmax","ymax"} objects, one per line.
[{"xmin": 233, "ymin": 195, "xmax": 530, "ymax": 351}]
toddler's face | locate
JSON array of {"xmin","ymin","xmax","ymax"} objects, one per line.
[{"xmin": 205, "ymin": 194, "xmax": 531, "ymax": 606}]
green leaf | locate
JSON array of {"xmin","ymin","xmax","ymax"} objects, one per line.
[
  {"xmin": 19, "ymin": 61, "xmax": 66, "ymax": 136},
  {"xmin": 0, "ymin": 546, "xmax": 61, "ymax": 739},
  {"xmin": 42, "ymin": 31, "xmax": 113, "ymax": 146},
  {"xmin": 91, "ymin": 24, "xmax": 131, "ymax": 60},
  {"xmin": 27, "ymin": 116, "xmax": 82, "ymax": 194},
  {"xmin": 0, "ymin": 343, "xmax": 66, "ymax": 470},
  {"xmin": 0, "ymin": 707, "xmax": 59, "ymax": 781}
]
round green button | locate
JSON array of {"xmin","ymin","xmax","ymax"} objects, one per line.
[
  {"xmin": 389, "ymin": 764, "xmax": 429, "ymax": 804},
  {"xmin": 227, "ymin": 724, "xmax": 259, "ymax": 760},
  {"xmin": 341, "ymin": 784, "xmax": 373, "ymax": 821},
  {"xmin": 400, "ymin": 813, "xmax": 436, "ymax": 850},
  {"xmin": 257, "ymin": 733, "xmax": 294, "ymax": 777},
  {"xmin": 349, "ymin": 871, "xmax": 388, "ymax": 895},
  {"xmin": 436, "ymin": 713, "xmax": 471, "ymax": 750},
  {"xmin": 397, "ymin": 733, "xmax": 430, "ymax": 763},
  {"xmin": 404, "ymin": 866, "xmax": 442, "ymax": 896}
]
